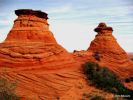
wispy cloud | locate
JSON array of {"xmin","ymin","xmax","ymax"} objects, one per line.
[
  {"xmin": 45, "ymin": 4, "xmax": 71, "ymax": 14},
  {"xmin": 0, "ymin": 0, "xmax": 133, "ymax": 51}
]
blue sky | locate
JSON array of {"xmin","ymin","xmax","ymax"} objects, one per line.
[{"xmin": 0, "ymin": 0, "xmax": 133, "ymax": 52}]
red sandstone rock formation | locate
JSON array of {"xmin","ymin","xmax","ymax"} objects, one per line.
[
  {"xmin": 89, "ymin": 23, "xmax": 133, "ymax": 77},
  {"xmin": 0, "ymin": 9, "xmax": 79, "ymax": 70},
  {"xmin": 0, "ymin": 9, "xmax": 84, "ymax": 99},
  {"xmin": 6, "ymin": 9, "xmax": 56, "ymax": 43},
  {"xmin": 0, "ymin": 9, "xmax": 133, "ymax": 99},
  {"xmin": 73, "ymin": 23, "xmax": 133, "ymax": 79}
]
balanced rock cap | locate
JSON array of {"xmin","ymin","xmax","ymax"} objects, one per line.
[
  {"xmin": 15, "ymin": 9, "xmax": 48, "ymax": 19},
  {"xmin": 94, "ymin": 22, "xmax": 113, "ymax": 32}
]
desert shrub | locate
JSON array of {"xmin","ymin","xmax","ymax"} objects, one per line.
[
  {"xmin": 0, "ymin": 78, "xmax": 20, "ymax": 100},
  {"xmin": 83, "ymin": 61, "xmax": 133, "ymax": 100}
]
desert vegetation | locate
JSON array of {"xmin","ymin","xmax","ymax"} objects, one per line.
[
  {"xmin": 83, "ymin": 61, "xmax": 133, "ymax": 100},
  {"xmin": 0, "ymin": 77, "xmax": 20, "ymax": 100}
]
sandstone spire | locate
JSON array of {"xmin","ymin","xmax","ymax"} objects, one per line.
[
  {"xmin": 0, "ymin": 10, "xmax": 82, "ymax": 99},
  {"xmin": 0, "ymin": 9, "xmax": 80, "ymax": 69},
  {"xmin": 88, "ymin": 22, "xmax": 133, "ymax": 77},
  {"xmin": 73, "ymin": 22, "xmax": 133, "ymax": 79},
  {"xmin": 88, "ymin": 22, "xmax": 128, "ymax": 60},
  {"xmin": 5, "ymin": 9, "xmax": 56, "ymax": 43},
  {"xmin": 0, "ymin": 10, "xmax": 133, "ymax": 99}
]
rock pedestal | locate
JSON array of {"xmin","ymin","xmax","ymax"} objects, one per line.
[
  {"xmin": 0, "ymin": 11, "xmax": 133, "ymax": 99},
  {"xmin": 0, "ymin": 9, "xmax": 81, "ymax": 99},
  {"xmin": 88, "ymin": 23, "xmax": 129, "ymax": 63},
  {"xmin": 6, "ymin": 9, "xmax": 56, "ymax": 43},
  {"xmin": 88, "ymin": 23, "xmax": 133, "ymax": 78},
  {"xmin": 73, "ymin": 23, "xmax": 133, "ymax": 79},
  {"xmin": 0, "ymin": 9, "xmax": 79, "ymax": 69}
]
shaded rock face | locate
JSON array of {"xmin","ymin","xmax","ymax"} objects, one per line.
[
  {"xmin": 73, "ymin": 23, "xmax": 133, "ymax": 78},
  {"xmin": 0, "ymin": 9, "xmax": 82, "ymax": 99}
]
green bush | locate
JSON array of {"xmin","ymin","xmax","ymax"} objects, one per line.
[
  {"xmin": 0, "ymin": 78, "xmax": 20, "ymax": 100},
  {"xmin": 83, "ymin": 61, "xmax": 133, "ymax": 100}
]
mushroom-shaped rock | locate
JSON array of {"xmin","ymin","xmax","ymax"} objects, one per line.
[
  {"xmin": 5, "ymin": 9, "xmax": 56, "ymax": 43},
  {"xmin": 0, "ymin": 9, "xmax": 81, "ymax": 99},
  {"xmin": 73, "ymin": 22, "xmax": 133, "ymax": 82},
  {"xmin": 87, "ymin": 22, "xmax": 133, "ymax": 78},
  {"xmin": 15, "ymin": 9, "xmax": 48, "ymax": 19},
  {"xmin": 94, "ymin": 22, "xmax": 113, "ymax": 32}
]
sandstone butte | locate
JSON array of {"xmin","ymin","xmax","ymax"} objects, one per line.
[{"xmin": 0, "ymin": 9, "xmax": 133, "ymax": 100}]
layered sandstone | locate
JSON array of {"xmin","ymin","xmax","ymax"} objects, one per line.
[
  {"xmin": 0, "ymin": 9, "xmax": 82, "ymax": 99},
  {"xmin": 0, "ymin": 9, "xmax": 79, "ymax": 70},
  {"xmin": 0, "ymin": 9, "xmax": 133, "ymax": 99},
  {"xmin": 6, "ymin": 9, "xmax": 56, "ymax": 43},
  {"xmin": 73, "ymin": 23, "xmax": 133, "ymax": 79}
]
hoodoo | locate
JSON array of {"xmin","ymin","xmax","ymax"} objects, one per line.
[
  {"xmin": 88, "ymin": 22, "xmax": 129, "ymax": 63},
  {"xmin": 0, "ymin": 9, "xmax": 81, "ymax": 99},
  {"xmin": 5, "ymin": 9, "xmax": 56, "ymax": 43},
  {"xmin": 0, "ymin": 9, "xmax": 79, "ymax": 69},
  {"xmin": 88, "ymin": 23, "xmax": 132, "ymax": 68},
  {"xmin": 0, "ymin": 10, "xmax": 133, "ymax": 99},
  {"xmin": 73, "ymin": 23, "xmax": 133, "ymax": 79}
]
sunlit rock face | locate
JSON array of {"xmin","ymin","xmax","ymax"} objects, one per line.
[
  {"xmin": 88, "ymin": 23, "xmax": 129, "ymax": 63},
  {"xmin": 88, "ymin": 23, "xmax": 133, "ymax": 77},
  {"xmin": 88, "ymin": 23, "xmax": 130, "ymax": 64},
  {"xmin": 5, "ymin": 9, "xmax": 56, "ymax": 43},
  {"xmin": 0, "ymin": 9, "xmax": 79, "ymax": 69},
  {"xmin": 0, "ymin": 9, "xmax": 133, "ymax": 99},
  {"xmin": 0, "ymin": 9, "xmax": 82, "ymax": 99}
]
